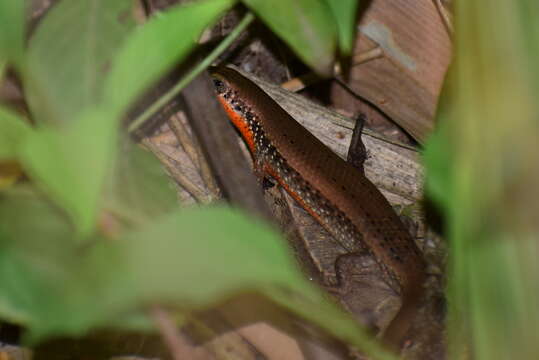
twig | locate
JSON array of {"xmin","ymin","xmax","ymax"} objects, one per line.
[
  {"xmin": 350, "ymin": 46, "xmax": 384, "ymax": 66},
  {"xmin": 281, "ymin": 46, "xmax": 383, "ymax": 92}
]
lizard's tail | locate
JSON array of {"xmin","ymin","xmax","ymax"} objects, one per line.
[{"xmin": 382, "ymin": 275, "xmax": 425, "ymax": 351}]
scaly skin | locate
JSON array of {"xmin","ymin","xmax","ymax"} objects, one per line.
[{"xmin": 210, "ymin": 66, "xmax": 426, "ymax": 351}]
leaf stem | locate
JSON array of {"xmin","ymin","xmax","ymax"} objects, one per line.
[{"xmin": 128, "ymin": 12, "xmax": 256, "ymax": 133}]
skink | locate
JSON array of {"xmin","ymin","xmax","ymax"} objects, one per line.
[{"xmin": 210, "ymin": 66, "xmax": 426, "ymax": 350}]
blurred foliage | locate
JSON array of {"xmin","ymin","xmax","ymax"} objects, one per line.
[
  {"xmin": 241, "ymin": 0, "xmax": 337, "ymax": 75},
  {"xmin": 25, "ymin": 0, "xmax": 135, "ymax": 126},
  {"xmin": 0, "ymin": 107, "xmax": 32, "ymax": 160},
  {"xmin": 0, "ymin": 0, "xmax": 25, "ymax": 66},
  {"xmin": 20, "ymin": 108, "xmax": 118, "ymax": 235},
  {"xmin": 0, "ymin": 0, "xmax": 393, "ymax": 358},
  {"xmin": 326, "ymin": 0, "xmax": 360, "ymax": 55},
  {"xmin": 424, "ymin": 0, "xmax": 539, "ymax": 359},
  {"xmin": 0, "ymin": 187, "xmax": 348, "ymax": 342}
]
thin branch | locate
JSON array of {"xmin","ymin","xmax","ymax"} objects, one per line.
[
  {"xmin": 350, "ymin": 46, "xmax": 384, "ymax": 66},
  {"xmin": 128, "ymin": 12, "xmax": 256, "ymax": 133},
  {"xmin": 281, "ymin": 46, "xmax": 383, "ymax": 92}
]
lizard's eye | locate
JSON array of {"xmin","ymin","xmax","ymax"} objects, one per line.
[{"xmin": 212, "ymin": 78, "xmax": 226, "ymax": 94}]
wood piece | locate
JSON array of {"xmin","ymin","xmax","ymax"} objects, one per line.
[
  {"xmin": 168, "ymin": 112, "xmax": 220, "ymax": 198},
  {"xmin": 142, "ymin": 138, "xmax": 211, "ymax": 204}
]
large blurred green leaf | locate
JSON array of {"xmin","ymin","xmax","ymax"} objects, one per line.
[
  {"xmin": 104, "ymin": 0, "xmax": 234, "ymax": 117},
  {"xmin": 325, "ymin": 0, "xmax": 360, "ymax": 55},
  {"xmin": 0, "ymin": 187, "xmax": 81, "ymax": 327},
  {"xmin": 0, "ymin": 1, "xmax": 25, "ymax": 66},
  {"xmin": 424, "ymin": 1, "xmax": 539, "ymax": 359},
  {"xmin": 0, "ymin": 106, "xmax": 33, "ymax": 160},
  {"xmin": 120, "ymin": 207, "xmax": 391, "ymax": 358},
  {"xmin": 422, "ymin": 77, "xmax": 454, "ymax": 211},
  {"xmin": 241, "ymin": 0, "xmax": 337, "ymax": 75},
  {"xmin": 515, "ymin": 2, "xmax": 539, "ymax": 93},
  {"xmin": 0, "ymin": 188, "xmax": 391, "ymax": 359},
  {"xmin": 19, "ymin": 108, "xmax": 117, "ymax": 235},
  {"xmin": 25, "ymin": 0, "xmax": 135, "ymax": 125},
  {"xmin": 121, "ymin": 205, "xmax": 302, "ymax": 302},
  {"xmin": 0, "ymin": 187, "xmax": 127, "ymax": 338}
]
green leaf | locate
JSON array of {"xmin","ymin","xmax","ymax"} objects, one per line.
[
  {"xmin": 0, "ymin": 190, "xmax": 389, "ymax": 356},
  {"xmin": 122, "ymin": 206, "xmax": 303, "ymax": 301},
  {"xmin": 104, "ymin": 0, "xmax": 235, "ymax": 117},
  {"xmin": 118, "ymin": 207, "xmax": 390, "ymax": 359},
  {"xmin": 0, "ymin": 106, "xmax": 33, "ymax": 160},
  {"xmin": 241, "ymin": 0, "xmax": 337, "ymax": 75},
  {"xmin": 422, "ymin": 77, "xmax": 454, "ymax": 211},
  {"xmin": 324, "ymin": 0, "xmax": 360, "ymax": 55},
  {"xmin": 0, "ymin": 0, "xmax": 25, "ymax": 66},
  {"xmin": 0, "ymin": 187, "xmax": 127, "ymax": 337},
  {"xmin": 425, "ymin": 1, "xmax": 539, "ymax": 358},
  {"xmin": 0, "ymin": 187, "xmax": 77, "ymax": 328},
  {"xmin": 25, "ymin": 0, "xmax": 135, "ymax": 125},
  {"xmin": 102, "ymin": 137, "xmax": 179, "ymax": 229},
  {"xmin": 422, "ymin": 124, "xmax": 452, "ymax": 212},
  {"xmin": 124, "ymin": 208, "xmax": 384, "ymax": 357},
  {"xmin": 19, "ymin": 108, "xmax": 117, "ymax": 235},
  {"xmin": 4, "ymin": 188, "xmax": 392, "ymax": 358}
]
